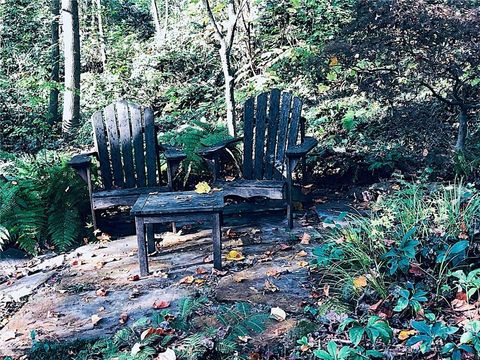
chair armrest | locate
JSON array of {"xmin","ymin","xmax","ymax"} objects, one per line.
[
  {"xmin": 197, "ymin": 137, "xmax": 243, "ymax": 157},
  {"xmin": 68, "ymin": 153, "xmax": 93, "ymax": 169},
  {"xmin": 158, "ymin": 144, "xmax": 187, "ymax": 162},
  {"xmin": 286, "ymin": 137, "xmax": 318, "ymax": 159}
]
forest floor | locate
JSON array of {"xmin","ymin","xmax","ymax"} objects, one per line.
[{"xmin": 0, "ymin": 196, "xmax": 352, "ymax": 358}]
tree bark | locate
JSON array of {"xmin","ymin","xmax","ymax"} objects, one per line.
[
  {"xmin": 151, "ymin": 0, "xmax": 163, "ymax": 46},
  {"xmin": 61, "ymin": 0, "xmax": 81, "ymax": 137},
  {"xmin": 202, "ymin": 0, "xmax": 240, "ymax": 137},
  {"xmin": 48, "ymin": 0, "xmax": 60, "ymax": 125},
  {"xmin": 455, "ymin": 107, "xmax": 468, "ymax": 152},
  {"xmin": 96, "ymin": 0, "xmax": 107, "ymax": 71}
]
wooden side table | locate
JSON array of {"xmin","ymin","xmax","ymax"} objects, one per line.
[{"xmin": 131, "ymin": 191, "xmax": 224, "ymax": 276}]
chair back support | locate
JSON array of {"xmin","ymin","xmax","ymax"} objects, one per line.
[
  {"xmin": 242, "ymin": 89, "xmax": 303, "ymax": 180},
  {"xmin": 91, "ymin": 100, "xmax": 159, "ymax": 190}
]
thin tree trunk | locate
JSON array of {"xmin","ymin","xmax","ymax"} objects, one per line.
[
  {"xmin": 159, "ymin": 0, "xmax": 168, "ymax": 43},
  {"xmin": 96, "ymin": 0, "xmax": 107, "ymax": 71},
  {"xmin": 151, "ymin": 0, "xmax": 162, "ymax": 46},
  {"xmin": 220, "ymin": 45, "xmax": 236, "ymax": 137},
  {"xmin": 48, "ymin": 0, "xmax": 60, "ymax": 125},
  {"xmin": 455, "ymin": 107, "xmax": 468, "ymax": 152},
  {"xmin": 61, "ymin": 0, "xmax": 81, "ymax": 137}
]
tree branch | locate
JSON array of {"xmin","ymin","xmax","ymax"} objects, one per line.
[
  {"xmin": 202, "ymin": 0, "xmax": 224, "ymax": 42},
  {"xmin": 420, "ymin": 81, "xmax": 460, "ymax": 107}
]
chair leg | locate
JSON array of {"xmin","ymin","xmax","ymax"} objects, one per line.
[
  {"xmin": 86, "ymin": 168, "xmax": 98, "ymax": 231},
  {"xmin": 146, "ymin": 224, "xmax": 155, "ymax": 253},
  {"xmin": 287, "ymin": 159, "xmax": 294, "ymax": 229}
]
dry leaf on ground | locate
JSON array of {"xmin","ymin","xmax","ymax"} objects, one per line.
[
  {"xmin": 91, "ymin": 314, "xmax": 102, "ymax": 326},
  {"xmin": 300, "ymin": 233, "xmax": 311, "ymax": 245},
  {"xmin": 353, "ymin": 276, "xmax": 367, "ymax": 289},
  {"xmin": 398, "ymin": 329, "xmax": 417, "ymax": 340},
  {"xmin": 95, "ymin": 288, "xmax": 107, "ymax": 297},
  {"xmin": 270, "ymin": 307, "xmax": 287, "ymax": 321},
  {"xmin": 128, "ymin": 274, "xmax": 140, "ymax": 281},
  {"xmin": 226, "ymin": 250, "xmax": 245, "ymax": 261},
  {"xmin": 179, "ymin": 275, "xmax": 195, "ymax": 285},
  {"xmin": 153, "ymin": 300, "xmax": 170, "ymax": 309}
]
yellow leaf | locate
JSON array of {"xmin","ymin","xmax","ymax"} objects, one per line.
[
  {"xmin": 398, "ymin": 329, "xmax": 417, "ymax": 341},
  {"xmin": 178, "ymin": 275, "xmax": 195, "ymax": 284},
  {"xmin": 353, "ymin": 276, "xmax": 367, "ymax": 289},
  {"xmin": 329, "ymin": 56, "xmax": 339, "ymax": 67},
  {"xmin": 195, "ymin": 181, "xmax": 211, "ymax": 194},
  {"xmin": 226, "ymin": 250, "xmax": 245, "ymax": 261}
]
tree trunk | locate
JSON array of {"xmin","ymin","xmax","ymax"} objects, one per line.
[
  {"xmin": 220, "ymin": 44, "xmax": 236, "ymax": 137},
  {"xmin": 96, "ymin": 0, "xmax": 107, "ymax": 71},
  {"xmin": 61, "ymin": 0, "xmax": 81, "ymax": 137},
  {"xmin": 48, "ymin": 0, "xmax": 60, "ymax": 125},
  {"xmin": 160, "ymin": 0, "xmax": 168, "ymax": 43},
  {"xmin": 455, "ymin": 107, "xmax": 469, "ymax": 152},
  {"xmin": 151, "ymin": 0, "xmax": 162, "ymax": 46}
]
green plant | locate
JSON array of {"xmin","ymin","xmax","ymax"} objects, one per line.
[
  {"xmin": 0, "ymin": 151, "xmax": 88, "ymax": 254},
  {"xmin": 459, "ymin": 321, "xmax": 480, "ymax": 354},
  {"xmin": 393, "ymin": 283, "xmax": 428, "ymax": 314},
  {"xmin": 339, "ymin": 316, "xmax": 393, "ymax": 347},
  {"xmin": 382, "ymin": 227, "xmax": 419, "ymax": 275},
  {"xmin": 441, "ymin": 341, "xmax": 474, "ymax": 360},
  {"xmin": 406, "ymin": 320, "xmax": 458, "ymax": 354},
  {"xmin": 450, "ymin": 269, "xmax": 480, "ymax": 301},
  {"xmin": 314, "ymin": 341, "xmax": 352, "ymax": 360}
]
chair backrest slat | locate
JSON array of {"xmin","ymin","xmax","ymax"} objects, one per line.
[
  {"xmin": 242, "ymin": 90, "xmax": 302, "ymax": 181},
  {"xmin": 92, "ymin": 101, "xmax": 159, "ymax": 190},
  {"xmin": 242, "ymin": 98, "xmax": 255, "ymax": 180},
  {"xmin": 130, "ymin": 103, "xmax": 147, "ymax": 187},
  {"xmin": 117, "ymin": 101, "xmax": 136, "ymax": 188},
  {"xmin": 92, "ymin": 110, "xmax": 113, "ymax": 190},
  {"xmin": 104, "ymin": 104, "xmax": 124, "ymax": 187},
  {"xmin": 264, "ymin": 89, "xmax": 281, "ymax": 179},
  {"xmin": 253, "ymin": 92, "xmax": 268, "ymax": 180},
  {"xmin": 143, "ymin": 108, "xmax": 157, "ymax": 187}
]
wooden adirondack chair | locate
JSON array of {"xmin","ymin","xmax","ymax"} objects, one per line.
[
  {"xmin": 69, "ymin": 100, "xmax": 186, "ymax": 236},
  {"xmin": 199, "ymin": 89, "xmax": 317, "ymax": 228}
]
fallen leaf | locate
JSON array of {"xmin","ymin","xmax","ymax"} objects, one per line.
[
  {"xmin": 409, "ymin": 263, "xmax": 424, "ymax": 277},
  {"xmin": 264, "ymin": 280, "xmax": 279, "ymax": 292},
  {"xmin": 452, "ymin": 298, "xmax": 476, "ymax": 312},
  {"xmin": 156, "ymin": 348, "xmax": 176, "ymax": 360},
  {"xmin": 128, "ymin": 274, "xmax": 140, "ymax": 281},
  {"xmin": 226, "ymin": 228, "xmax": 237, "ymax": 238},
  {"xmin": 329, "ymin": 56, "xmax": 339, "ymax": 66},
  {"xmin": 266, "ymin": 269, "xmax": 280, "ymax": 277},
  {"xmin": 203, "ymin": 254, "xmax": 213, "ymax": 263},
  {"xmin": 179, "ymin": 275, "xmax": 195, "ymax": 285},
  {"xmin": 270, "ymin": 307, "xmax": 287, "ymax": 321},
  {"xmin": 296, "ymin": 250, "xmax": 308, "ymax": 257},
  {"xmin": 96, "ymin": 232, "xmax": 111, "ymax": 242},
  {"xmin": 195, "ymin": 181, "xmax": 211, "ymax": 194},
  {"xmin": 238, "ymin": 335, "xmax": 252, "ymax": 343},
  {"xmin": 398, "ymin": 329, "xmax": 417, "ymax": 341},
  {"xmin": 300, "ymin": 233, "xmax": 311, "ymax": 245},
  {"xmin": 298, "ymin": 261, "xmax": 309, "ymax": 267},
  {"xmin": 119, "ymin": 312, "xmax": 129, "ymax": 324},
  {"xmin": 70, "ymin": 259, "xmax": 82, "ymax": 266},
  {"xmin": 234, "ymin": 275, "xmax": 246, "ymax": 283},
  {"xmin": 153, "ymin": 300, "xmax": 170, "ymax": 309},
  {"xmin": 353, "ymin": 276, "xmax": 367, "ymax": 289},
  {"xmin": 226, "ymin": 250, "xmax": 245, "ymax": 261},
  {"xmin": 94, "ymin": 261, "xmax": 105, "ymax": 270},
  {"xmin": 196, "ymin": 267, "xmax": 208, "ymax": 275},
  {"xmin": 278, "ymin": 243, "xmax": 292, "ymax": 251},
  {"xmin": 96, "ymin": 288, "xmax": 107, "ymax": 297},
  {"xmin": 212, "ymin": 268, "xmax": 228, "ymax": 276},
  {"xmin": 91, "ymin": 314, "xmax": 102, "ymax": 326},
  {"xmin": 131, "ymin": 342, "xmax": 142, "ymax": 356},
  {"xmin": 194, "ymin": 279, "xmax": 206, "ymax": 285}
]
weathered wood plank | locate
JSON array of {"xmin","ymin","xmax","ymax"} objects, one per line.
[
  {"xmin": 104, "ymin": 104, "xmax": 124, "ymax": 187},
  {"xmin": 212, "ymin": 213, "xmax": 222, "ymax": 270},
  {"xmin": 117, "ymin": 101, "xmax": 135, "ymax": 188},
  {"xmin": 130, "ymin": 103, "xmax": 146, "ymax": 187},
  {"xmin": 144, "ymin": 108, "xmax": 157, "ymax": 186},
  {"xmin": 92, "ymin": 186, "xmax": 169, "ymax": 210},
  {"xmin": 91, "ymin": 111, "xmax": 112, "ymax": 190},
  {"xmin": 254, "ymin": 92, "xmax": 268, "ymax": 180},
  {"xmin": 265, "ymin": 89, "xmax": 281, "ymax": 179},
  {"xmin": 242, "ymin": 98, "xmax": 255, "ymax": 179},
  {"xmin": 215, "ymin": 180, "xmax": 285, "ymax": 199},
  {"xmin": 275, "ymin": 92, "xmax": 293, "ymax": 179},
  {"xmin": 288, "ymin": 97, "xmax": 303, "ymax": 148}
]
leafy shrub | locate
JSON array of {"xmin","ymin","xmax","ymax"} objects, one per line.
[{"xmin": 0, "ymin": 151, "xmax": 89, "ymax": 254}]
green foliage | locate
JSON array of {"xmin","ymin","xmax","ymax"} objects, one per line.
[
  {"xmin": 381, "ymin": 227, "xmax": 419, "ymax": 275},
  {"xmin": 406, "ymin": 320, "xmax": 458, "ymax": 354},
  {"xmin": 449, "ymin": 269, "xmax": 480, "ymax": 302},
  {"xmin": 393, "ymin": 283, "xmax": 428, "ymax": 314},
  {"xmin": 0, "ymin": 151, "xmax": 88, "ymax": 254},
  {"xmin": 459, "ymin": 321, "xmax": 480, "ymax": 355},
  {"xmin": 339, "ymin": 316, "xmax": 393, "ymax": 347},
  {"xmin": 314, "ymin": 341, "xmax": 352, "ymax": 360}
]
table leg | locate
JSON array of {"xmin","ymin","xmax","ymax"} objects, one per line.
[
  {"xmin": 212, "ymin": 212, "xmax": 222, "ymax": 270},
  {"xmin": 146, "ymin": 223, "xmax": 155, "ymax": 254},
  {"xmin": 135, "ymin": 217, "xmax": 149, "ymax": 276}
]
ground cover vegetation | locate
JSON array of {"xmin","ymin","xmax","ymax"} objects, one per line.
[{"xmin": 1, "ymin": 0, "xmax": 480, "ymax": 358}]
